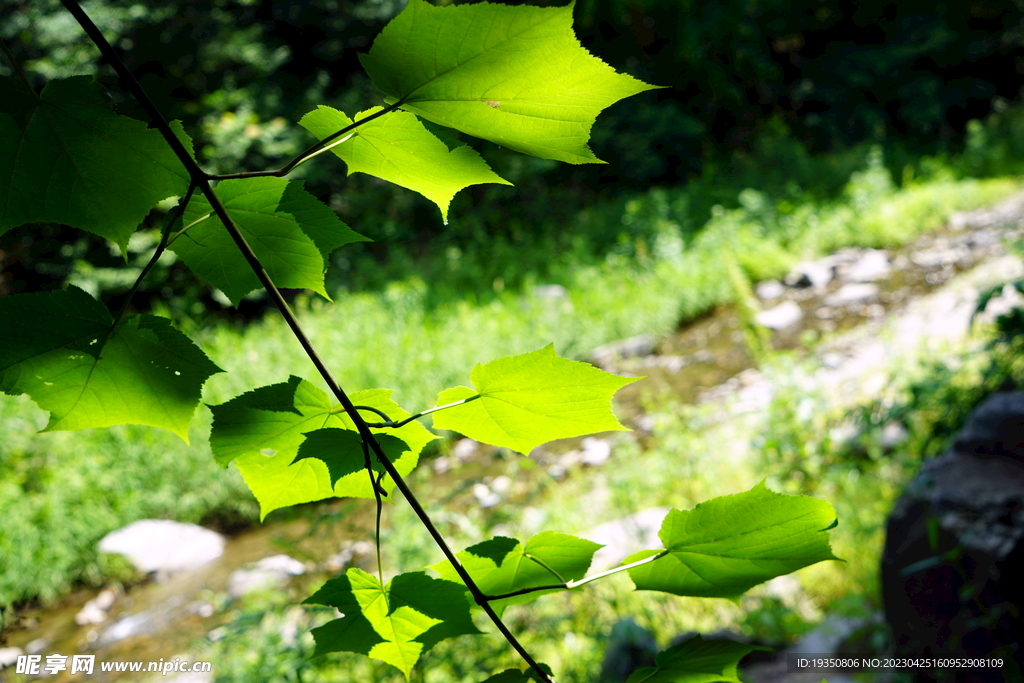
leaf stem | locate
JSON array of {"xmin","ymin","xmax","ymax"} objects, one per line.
[
  {"xmin": 484, "ymin": 551, "xmax": 668, "ymax": 601},
  {"xmin": 58, "ymin": 3, "xmax": 552, "ymax": 680},
  {"xmin": 365, "ymin": 395, "xmax": 481, "ymax": 429},
  {"xmin": 206, "ymin": 103, "xmax": 405, "ymax": 180},
  {"xmin": 165, "ymin": 211, "xmax": 211, "ymax": 247}
]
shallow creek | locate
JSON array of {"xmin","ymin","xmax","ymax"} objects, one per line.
[{"xmin": 3, "ymin": 194, "xmax": 1024, "ymax": 681}]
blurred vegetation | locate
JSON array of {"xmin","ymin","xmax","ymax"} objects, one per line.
[{"xmin": 4, "ymin": 0, "xmax": 1024, "ymax": 314}]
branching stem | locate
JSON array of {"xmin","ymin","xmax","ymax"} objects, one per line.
[
  {"xmin": 59, "ymin": 2, "xmax": 553, "ymax": 680},
  {"xmin": 365, "ymin": 394, "xmax": 482, "ymax": 429}
]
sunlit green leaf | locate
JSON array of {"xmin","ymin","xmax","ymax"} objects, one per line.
[
  {"xmin": 625, "ymin": 635, "xmax": 768, "ymax": 683},
  {"xmin": 173, "ymin": 177, "xmax": 366, "ymax": 305},
  {"xmin": 299, "ymin": 105, "xmax": 509, "ymax": 222},
  {"xmin": 0, "ymin": 286, "xmax": 221, "ymax": 440},
  {"xmin": 304, "ymin": 568, "xmax": 481, "ymax": 677},
  {"xmin": 0, "ymin": 76, "xmax": 191, "ymax": 248},
  {"xmin": 625, "ymin": 482, "xmax": 840, "ymax": 600},
  {"xmin": 431, "ymin": 344, "xmax": 638, "ymax": 454},
  {"xmin": 431, "ymin": 531, "xmax": 601, "ymax": 615},
  {"xmin": 209, "ymin": 377, "xmax": 435, "ymax": 519},
  {"xmin": 360, "ymin": 0, "xmax": 658, "ymax": 163}
]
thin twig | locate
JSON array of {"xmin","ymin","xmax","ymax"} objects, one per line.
[
  {"xmin": 57, "ymin": 3, "xmax": 553, "ymax": 680},
  {"xmin": 111, "ymin": 183, "xmax": 197, "ymax": 327}
]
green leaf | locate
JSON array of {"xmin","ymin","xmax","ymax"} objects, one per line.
[
  {"xmin": 304, "ymin": 568, "xmax": 481, "ymax": 677},
  {"xmin": 0, "ymin": 286, "xmax": 221, "ymax": 441},
  {"xmin": 0, "ymin": 76, "xmax": 191, "ymax": 249},
  {"xmin": 293, "ymin": 427, "xmax": 408, "ymax": 488},
  {"xmin": 209, "ymin": 377, "xmax": 435, "ymax": 519},
  {"xmin": 480, "ymin": 664, "xmax": 554, "ymax": 683},
  {"xmin": 625, "ymin": 635, "xmax": 769, "ymax": 683},
  {"xmin": 431, "ymin": 344, "xmax": 638, "ymax": 454},
  {"xmin": 359, "ymin": 0, "xmax": 659, "ymax": 164},
  {"xmin": 625, "ymin": 482, "xmax": 840, "ymax": 600},
  {"xmin": 172, "ymin": 177, "xmax": 366, "ymax": 305},
  {"xmin": 299, "ymin": 105, "xmax": 509, "ymax": 222},
  {"xmin": 431, "ymin": 531, "xmax": 601, "ymax": 615}
]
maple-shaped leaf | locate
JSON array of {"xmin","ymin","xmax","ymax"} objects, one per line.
[
  {"xmin": 359, "ymin": 0, "xmax": 659, "ymax": 164},
  {"xmin": 172, "ymin": 177, "xmax": 366, "ymax": 305},
  {"xmin": 430, "ymin": 532, "xmax": 601, "ymax": 615},
  {"xmin": 293, "ymin": 427, "xmax": 408, "ymax": 488},
  {"xmin": 480, "ymin": 664, "xmax": 555, "ymax": 683},
  {"xmin": 0, "ymin": 76, "xmax": 191, "ymax": 249},
  {"xmin": 625, "ymin": 482, "xmax": 840, "ymax": 601},
  {"xmin": 209, "ymin": 377, "xmax": 435, "ymax": 519},
  {"xmin": 625, "ymin": 635, "xmax": 769, "ymax": 683},
  {"xmin": 431, "ymin": 344, "xmax": 638, "ymax": 454},
  {"xmin": 299, "ymin": 105, "xmax": 509, "ymax": 222},
  {"xmin": 304, "ymin": 568, "xmax": 481, "ymax": 677},
  {"xmin": 0, "ymin": 287, "xmax": 221, "ymax": 441}
]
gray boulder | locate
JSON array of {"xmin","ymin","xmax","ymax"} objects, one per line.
[{"xmin": 881, "ymin": 392, "xmax": 1024, "ymax": 681}]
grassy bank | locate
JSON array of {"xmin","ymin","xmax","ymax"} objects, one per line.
[
  {"xmin": 186, "ymin": 299, "xmax": 1024, "ymax": 683},
  {"xmin": 0, "ymin": 148, "xmax": 1019, "ymax": 609}
]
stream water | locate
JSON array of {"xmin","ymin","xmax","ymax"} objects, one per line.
[{"xmin": 3, "ymin": 194, "xmax": 1024, "ymax": 682}]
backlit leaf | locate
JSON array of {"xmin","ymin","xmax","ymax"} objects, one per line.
[
  {"xmin": 0, "ymin": 76, "xmax": 191, "ymax": 248},
  {"xmin": 209, "ymin": 377, "xmax": 435, "ymax": 519},
  {"xmin": 173, "ymin": 177, "xmax": 366, "ymax": 305},
  {"xmin": 304, "ymin": 568, "xmax": 481, "ymax": 677},
  {"xmin": 359, "ymin": 0, "xmax": 658, "ymax": 163},
  {"xmin": 299, "ymin": 105, "xmax": 509, "ymax": 222},
  {"xmin": 0, "ymin": 286, "xmax": 221, "ymax": 440},
  {"xmin": 625, "ymin": 635, "xmax": 768, "ymax": 683},
  {"xmin": 431, "ymin": 344, "xmax": 638, "ymax": 454},
  {"xmin": 431, "ymin": 532, "xmax": 601, "ymax": 615},
  {"xmin": 625, "ymin": 482, "xmax": 839, "ymax": 600}
]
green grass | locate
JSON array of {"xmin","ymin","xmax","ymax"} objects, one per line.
[{"xmin": 0, "ymin": 146, "xmax": 1019, "ymax": 609}]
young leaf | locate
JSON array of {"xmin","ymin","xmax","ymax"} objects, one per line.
[
  {"xmin": 431, "ymin": 344, "xmax": 638, "ymax": 454},
  {"xmin": 299, "ymin": 106, "xmax": 510, "ymax": 222},
  {"xmin": 625, "ymin": 635, "xmax": 769, "ymax": 683},
  {"xmin": 304, "ymin": 568, "xmax": 481, "ymax": 677},
  {"xmin": 481, "ymin": 664, "xmax": 555, "ymax": 683},
  {"xmin": 430, "ymin": 531, "xmax": 602, "ymax": 615},
  {"xmin": 0, "ymin": 76, "xmax": 191, "ymax": 249},
  {"xmin": 0, "ymin": 287, "xmax": 221, "ymax": 441},
  {"xmin": 172, "ymin": 177, "xmax": 366, "ymax": 305},
  {"xmin": 359, "ymin": 0, "xmax": 658, "ymax": 164},
  {"xmin": 625, "ymin": 482, "xmax": 840, "ymax": 601},
  {"xmin": 293, "ymin": 427, "xmax": 408, "ymax": 487},
  {"xmin": 209, "ymin": 377, "xmax": 435, "ymax": 519}
]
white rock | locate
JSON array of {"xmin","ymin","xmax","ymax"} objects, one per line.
[
  {"xmin": 471, "ymin": 483, "xmax": 501, "ymax": 508},
  {"xmin": 585, "ymin": 507, "xmax": 671, "ymax": 570},
  {"xmin": 823, "ymin": 283, "xmax": 879, "ymax": 307},
  {"xmin": 533, "ymin": 284, "xmax": 567, "ymax": 298},
  {"xmin": 227, "ymin": 555, "xmax": 306, "ymax": 597},
  {"xmin": 451, "ymin": 439, "xmax": 480, "ymax": 462},
  {"xmin": 785, "ymin": 261, "xmax": 833, "ymax": 288},
  {"xmin": 0, "ymin": 647, "xmax": 24, "ymax": 668},
  {"xmin": 841, "ymin": 249, "xmax": 890, "ymax": 282},
  {"xmin": 580, "ymin": 437, "xmax": 612, "ymax": 466},
  {"xmin": 755, "ymin": 279, "xmax": 786, "ymax": 300},
  {"xmin": 75, "ymin": 588, "xmax": 117, "ymax": 625},
  {"xmin": 755, "ymin": 300, "xmax": 803, "ymax": 330},
  {"xmin": 98, "ymin": 520, "xmax": 225, "ymax": 575}
]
